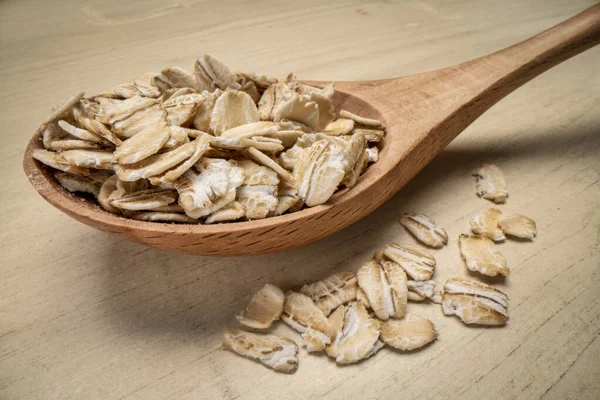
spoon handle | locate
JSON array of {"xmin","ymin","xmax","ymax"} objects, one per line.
[
  {"xmin": 348, "ymin": 4, "xmax": 600, "ymax": 171},
  {"xmin": 458, "ymin": 3, "xmax": 600, "ymax": 107}
]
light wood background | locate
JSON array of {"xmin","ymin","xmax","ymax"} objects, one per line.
[{"xmin": 1, "ymin": 0, "xmax": 599, "ymax": 399}]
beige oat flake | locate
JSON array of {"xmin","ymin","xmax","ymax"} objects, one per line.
[
  {"xmin": 407, "ymin": 280, "xmax": 440, "ymax": 303},
  {"xmin": 499, "ymin": 213, "xmax": 537, "ymax": 240},
  {"xmin": 110, "ymin": 189, "xmax": 178, "ymax": 211},
  {"xmin": 459, "ymin": 234, "xmax": 509, "ymax": 277},
  {"xmin": 175, "ymin": 158, "xmax": 245, "ymax": 219},
  {"xmin": 473, "ymin": 164, "xmax": 508, "ymax": 203},
  {"xmin": 294, "ymin": 139, "xmax": 347, "ymax": 207},
  {"xmin": 222, "ymin": 330, "xmax": 299, "ymax": 374},
  {"xmin": 357, "ymin": 256, "xmax": 407, "ymax": 320},
  {"xmin": 54, "ymin": 171, "xmax": 106, "ymax": 196},
  {"xmin": 380, "ymin": 313, "xmax": 437, "ymax": 351},
  {"xmin": 470, "ymin": 208, "xmax": 505, "ymax": 241},
  {"xmin": 339, "ymin": 110, "xmax": 384, "ymax": 129},
  {"xmin": 281, "ymin": 291, "xmax": 335, "ymax": 352},
  {"xmin": 382, "ymin": 243, "xmax": 436, "ymax": 281},
  {"xmin": 131, "ymin": 212, "xmax": 198, "ymax": 223},
  {"xmin": 235, "ymin": 160, "xmax": 279, "ymax": 220},
  {"xmin": 113, "ymin": 121, "xmax": 171, "ymax": 164},
  {"xmin": 33, "ymin": 149, "xmax": 90, "ymax": 176},
  {"xmin": 236, "ymin": 284, "xmax": 285, "ymax": 329},
  {"xmin": 324, "ymin": 118, "xmax": 355, "ymax": 136},
  {"xmin": 97, "ymin": 175, "xmax": 120, "ymax": 213},
  {"xmin": 300, "ymin": 272, "xmax": 358, "ymax": 316},
  {"xmin": 210, "ymin": 90, "xmax": 259, "ymax": 135},
  {"xmin": 442, "ymin": 277, "xmax": 509, "ymax": 325},
  {"xmin": 195, "ymin": 54, "xmax": 241, "ymax": 92},
  {"xmin": 326, "ymin": 302, "xmax": 382, "ymax": 364},
  {"xmin": 205, "ymin": 201, "xmax": 246, "ymax": 224},
  {"xmin": 400, "ymin": 213, "xmax": 448, "ymax": 248},
  {"xmin": 41, "ymin": 92, "xmax": 85, "ymax": 126}
]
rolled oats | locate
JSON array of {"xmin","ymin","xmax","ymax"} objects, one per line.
[
  {"xmin": 236, "ymin": 284, "xmax": 285, "ymax": 329},
  {"xmin": 222, "ymin": 330, "xmax": 299, "ymax": 374},
  {"xmin": 382, "ymin": 243, "xmax": 436, "ymax": 281},
  {"xmin": 442, "ymin": 277, "xmax": 508, "ymax": 325},
  {"xmin": 339, "ymin": 110, "xmax": 384, "ymax": 129},
  {"xmin": 175, "ymin": 158, "xmax": 245, "ymax": 219},
  {"xmin": 499, "ymin": 213, "xmax": 537, "ymax": 240},
  {"xmin": 54, "ymin": 171, "xmax": 106, "ymax": 196},
  {"xmin": 400, "ymin": 213, "xmax": 448, "ymax": 248},
  {"xmin": 205, "ymin": 201, "xmax": 246, "ymax": 224},
  {"xmin": 379, "ymin": 313, "xmax": 437, "ymax": 351},
  {"xmin": 281, "ymin": 291, "xmax": 335, "ymax": 352},
  {"xmin": 110, "ymin": 188, "xmax": 178, "ymax": 211},
  {"xmin": 113, "ymin": 121, "xmax": 171, "ymax": 164},
  {"xmin": 470, "ymin": 208, "xmax": 505, "ymax": 241},
  {"xmin": 357, "ymin": 256, "xmax": 407, "ymax": 320},
  {"xmin": 300, "ymin": 271, "xmax": 358, "ymax": 316},
  {"xmin": 33, "ymin": 54, "xmax": 386, "ymax": 224},
  {"xmin": 473, "ymin": 164, "xmax": 508, "ymax": 203},
  {"xmin": 326, "ymin": 302, "xmax": 382, "ymax": 364},
  {"xmin": 131, "ymin": 211, "xmax": 198, "ymax": 223},
  {"xmin": 459, "ymin": 234, "xmax": 509, "ymax": 277}
]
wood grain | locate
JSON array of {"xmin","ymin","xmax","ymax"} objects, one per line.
[{"xmin": 2, "ymin": 0, "xmax": 600, "ymax": 399}]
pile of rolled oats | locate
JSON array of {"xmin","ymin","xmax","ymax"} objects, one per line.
[
  {"xmin": 222, "ymin": 163, "xmax": 538, "ymax": 374},
  {"xmin": 32, "ymin": 54, "xmax": 385, "ymax": 223}
]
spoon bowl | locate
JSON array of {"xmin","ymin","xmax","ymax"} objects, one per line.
[{"xmin": 23, "ymin": 5, "xmax": 600, "ymax": 255}]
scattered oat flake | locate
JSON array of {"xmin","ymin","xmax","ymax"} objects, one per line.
[
  {"xmin": 380, "ymin": 313, "xmax": 437, "ymax": 351},
  {"xmin": 236, "ymin": 284, "xmax": 285, "ymax": 329},
  {"xmin": 442, "ymin": 277, "xmax": 508, "ymax": 325},
  {"xmin": 326, "ymin": 302, "xmax": 382, "ymax": 364},
  {"xmin": 499, "ymin": 213, "xmax": 537, "ymax": 240},
  {"xmin": 400, "ymin": 213, "xmax": 448, "ymax": 248},
  {"xmin": 281, "ymin": 291, "xmax": 335, "ymax": 352},
  {"xmin": 222, "ymin": 330, "xmax": 299, "ymax": 374},
  {"xmin": 407, "ymin": 280, "xmax": 439, "ymax": 303},
  {"xmin": 357, "ymin": 257, "xmax": 407, "ymax": 320},
  {"xmin": 300, "ymin": 272, "xmax": 358, "ymax": 316},
  {"xmin": 459, "ymin": 234, "xmax": 509, "ymax": 277},
  {"xmin": 473, "ymin": 164, "xmax": 508, "ymax": 203},
  {"xmin": 382, "ymin": 243, "xmax": 436, "ymax": 281},
  {"xmin": 470, "ymin": 208, "xmax": 505, "ymax": 241}
]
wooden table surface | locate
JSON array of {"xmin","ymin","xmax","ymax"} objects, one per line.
[{"xmin": 1, "ymin": 0, "xmax": 599, "ymax": 399}]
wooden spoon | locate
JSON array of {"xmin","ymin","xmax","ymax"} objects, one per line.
[{"xmin": 23, "ymin": 5, "xmax": 600, "ymax": 256}]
